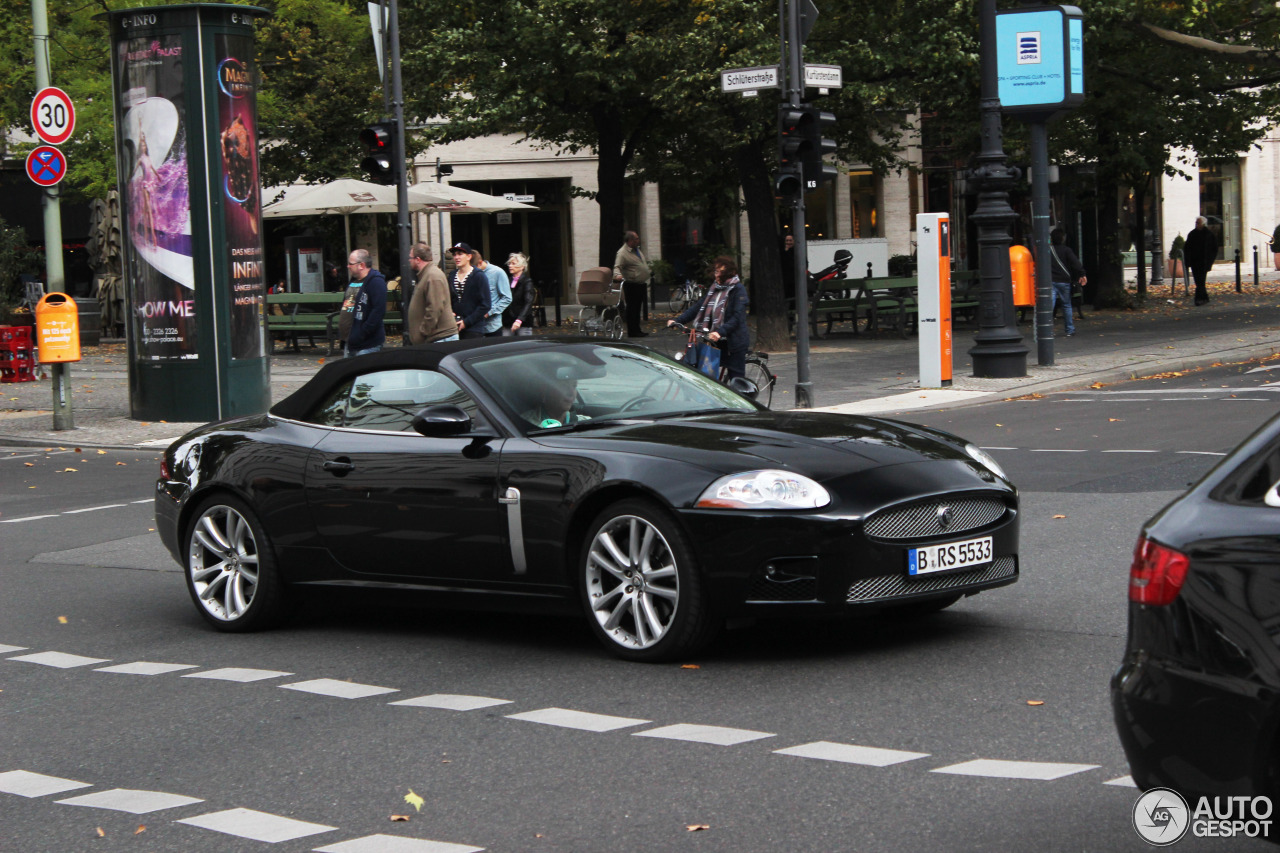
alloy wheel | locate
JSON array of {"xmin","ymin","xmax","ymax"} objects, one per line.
[
  {"xmin": 584, "ymin": 514, "xmax": 680, "ymax": 649},
  {"xmin": 188, "ymin": 504, "xmax": 260, "ymax": 622}
]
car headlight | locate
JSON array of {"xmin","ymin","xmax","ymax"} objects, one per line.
[
  {"xmin": 696, "ymin": 470, "xmax": 830, "ymax": 510},
  {"xmin": 965, "ymin": 443, "xmax": 1007, "ymax": 481}
]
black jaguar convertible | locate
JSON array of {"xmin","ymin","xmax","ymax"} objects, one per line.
[{"xmin": 156, "ymin": 338, "xmax": 1019, "ymax": 661}]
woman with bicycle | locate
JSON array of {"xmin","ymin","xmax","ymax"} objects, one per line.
[{"xmin": 668, "ymin": 255, "xmax": 749, "ymax": 380}]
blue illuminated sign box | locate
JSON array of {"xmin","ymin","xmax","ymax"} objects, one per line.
[{"xmin": 996, "ymin": 5, "xmax": 1084, "ymax": 118}]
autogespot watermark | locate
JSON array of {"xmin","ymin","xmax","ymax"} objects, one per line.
[{"xmin": 1132, "ymin": 787, "xmax": 1273, "ymax": 845}]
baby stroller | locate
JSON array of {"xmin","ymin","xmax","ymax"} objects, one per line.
[{"xmin": 575, "ymin": 267, "xmax": 625, "ymax": 339}]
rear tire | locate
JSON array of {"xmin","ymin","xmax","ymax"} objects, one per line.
[
  {"xmin": 744, "ymin": 358, "xmax": 773, "ymax": 408},
  {"xmin": 579, "ymin": 499, "xmax": 719, "ymax": 662}
]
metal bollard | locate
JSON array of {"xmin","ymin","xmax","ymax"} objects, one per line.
[
  {"xmin": 1254, "ymin": 245, "xmax": 1260, "ymax": 289},
  {"xmin": 1236, "ymin": 249, "xmax": 1242, "ymax": 293}
]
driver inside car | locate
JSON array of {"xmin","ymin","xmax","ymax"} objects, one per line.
[{"xmin": 521, "ymin": 368, "xmax": 590, "ymax": 428}]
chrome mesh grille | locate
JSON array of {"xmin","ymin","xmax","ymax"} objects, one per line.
[
  {"xmin": 846, "ymin": 556, "xmax": 1016, "ymax": 603},
  {"xmin": 864, "ymin": 497, "xmax": 1007, "ymax": 541}
]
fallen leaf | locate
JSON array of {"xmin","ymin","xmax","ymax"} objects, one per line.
[
  {"xmin": 57, "ymin": 616, "xmax": 67, "ymax": 624},
  {"xmin": 96, "ymin": 828, "xmax": 105, "ymax": 837},
  {"xmin": 96, "ymin": 450, "xmax": 106, "ymax": 455},
  {"xmin": 686, "ymin": 824, "xmax": 710, "ymax": 832},
  {"xmin": 116, "ymin": 462, "xmax": 127, "ymax": 466},
  {"xmin": 1027, "ymin": 700, "xmax": 1044, "ymax": 706},
  {"xmin": 73, "ymin": 447, "xmax": 81, "ymax": 453},
  {"xmin": 60, "ymin": 467, "xmax": 77, "ymax": 473},
  {"xmin": 135, "ymin": 825, "xmax": 146, "ymax": 835},
  {"xmin": 23, "ymin": 462, "xmax": 32, "ymax": 467},
  {"xmin": 1108, "ymin": 418, "xmax": 1122, "ymax": 422},
  {"xmin": 1090, "ymin": 382, "xmax": 1106, "ymax": 389},
  {"xmin": 1052, "ymin": 514, "xmax": 1066, "ymax": 519},
  {"xmin": 995, "ymin": 423, "xmax": 1003, "ymax": 427},
  {"xmin": 390, "ymin": 815, "xmax": 410, "ymax": 822},
  {"xmin": 681, "ymin": 664, "xmax": 700, "ymax": 669},
  {"xmin": 405, "ymin": 789, "xmax": 425, "ymax": 812}
]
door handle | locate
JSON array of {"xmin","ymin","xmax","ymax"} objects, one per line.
[{"xmin": 322, "ymin": 458, "xmax": 355, "ymax": 475}]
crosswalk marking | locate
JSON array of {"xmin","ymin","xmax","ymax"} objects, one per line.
[
  {"xmin": 57, "ymin": 788, "xmax": 204, "ymax": 814},
  {"xmin": 774, "ymin": 741, "xmax": 929, "ymax": 767},
  {"xmin": 183, "ymin": 667, "xmax": 292, "ymax": 683},
  {"xmin": 931, "ymin": 759, "xmax": 1098, "ymax": 781},
  {"xmin": 506, "ymin": 707, "xmax": 649, "ymax": 732},
  {"xmin": 0, "ymin": 644, "xmax": 28, "ymax": 654},
  {"xmin": 8, "ymin": 651, "xmax": 109, "ymax": 668},
  {"xmin": 0, "ymin": 770, "xmax": 91, "ymax": 798},
  {"xmin": 281, "ymin": 678, "xmax": 399, "ymax": 699},
  {"xmin": 176, "ymin": 807, "xmax": 337, "ymax": 843},
  {"xmin": 390, "ymin": 694, "xmax": 511, "ymax": 711},
  {"xmin": 634, "ymin": 723, "xmax": 774, "ymax": 746},
  {"xmin": 95, "ymin": 662, "xmax": 197, "ymax": 676}
]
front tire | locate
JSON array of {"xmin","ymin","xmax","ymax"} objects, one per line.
[
  {"xmin": 184, "ymin": 495, "xmax": 289, "ymax": 632},
  {"xmin": 580, "ymin": 499, "xmax": 718, "ymax": 661}
]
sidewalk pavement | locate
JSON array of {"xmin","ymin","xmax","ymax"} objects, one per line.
[{"xmin": 4, "ymin": 270, "xmax": 1279, "ymax": 450}]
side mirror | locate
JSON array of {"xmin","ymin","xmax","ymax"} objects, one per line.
[
  {"xmin": 726, "ymin": 376, "xmax": 759, "ymax": 400},
  {"xmin": 411, "ymin": 404, "xmax": 472, "ymax": 436}
]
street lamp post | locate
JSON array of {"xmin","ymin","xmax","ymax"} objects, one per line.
[{"xmin": 967, "ymin": 0, "xmax": 1028, "ymax": 378}]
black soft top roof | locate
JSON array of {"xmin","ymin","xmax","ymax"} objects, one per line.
[{"xmin": 268, "ymin": 337, "xmax": 571, "ymax": 421}]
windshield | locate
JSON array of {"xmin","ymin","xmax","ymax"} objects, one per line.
[{"xmin": 466, "ymin": 343, "xmax": 757, "ymax": 431}]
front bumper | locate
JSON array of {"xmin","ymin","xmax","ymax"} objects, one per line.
[{"xmin": 676, "ymin": 491, "xmax": 1019, "ymax": 617}]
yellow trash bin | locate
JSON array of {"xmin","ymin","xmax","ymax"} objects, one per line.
[{"xmin": 35, "ymin": 292, "xmax": 81, "ymax": 363}]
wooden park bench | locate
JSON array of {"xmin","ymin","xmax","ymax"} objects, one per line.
[{"xmin": 268, "ymin": 291, "xmax": 402, "ymax": 356}]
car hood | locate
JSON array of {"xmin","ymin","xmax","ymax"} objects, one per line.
[{"xmin": 538, "ymin": 410, "xmax": 987, "ymax": 479}]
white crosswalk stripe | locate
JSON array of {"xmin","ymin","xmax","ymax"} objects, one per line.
[
  {"xmin": 506, "ymin": 707, "xmax": 650, "ymax": 732},
  {"xmin": 931, "ymin": 759, "xmax": 1099, "ymax": 781},
  {"xmin": 57, "ymin": 788, "xmax": 204, "ymax": 814}
]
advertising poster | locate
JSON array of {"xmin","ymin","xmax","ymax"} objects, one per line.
[
  {"xmin": 216, "ymin": 32, "xmax": 267, "ymax": 359},
  {"xmin": 116, "ymin": 32, "xmax": 198, "ymax": 360}
]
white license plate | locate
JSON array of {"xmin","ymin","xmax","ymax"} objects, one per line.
[{"xmin": 908, "ymin": 536, "xmax": 993, "ymax": 576}]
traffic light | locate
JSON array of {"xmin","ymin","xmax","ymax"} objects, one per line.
[
  {"xmin": 777, "ymin": 104, "xmax": 838, "ymax": 197},
  {"xmin": 359, "ymin": 120, "xmax": 397, "ymax": 184},
  {"xmin": 777, "ymin": 105, "xmax": 812, "ymax": 206},
  {"xmin": 803, "ymin": 109, "xmax": 838, "ymax": 190}
]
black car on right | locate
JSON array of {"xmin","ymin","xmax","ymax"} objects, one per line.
[{"xmin": 1112, "ymin": 410, "xmax": 1280, "ymax": 802}]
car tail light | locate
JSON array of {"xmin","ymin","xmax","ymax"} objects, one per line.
[
  {"xmin": 1128, "ymin": 536, "xmax": 1189, "ymax": 605},
  {"xmin": 159, "ymin": 457, "xmax": 172, "ymax": 480}
]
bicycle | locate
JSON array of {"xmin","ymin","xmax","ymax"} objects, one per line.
[
  {"xmin": 667, "ymin": 279, "xmax": 705, "ymax": 314},
  {"xmin": 669, "ymin": 323, "xmax": 776, "ymax": 408}
]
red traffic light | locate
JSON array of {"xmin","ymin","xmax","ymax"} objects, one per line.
[{"xmin": 359, "ymin": 120, "xmax": 397, "ymax": 184}]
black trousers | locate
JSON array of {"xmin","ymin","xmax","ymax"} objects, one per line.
[
  {"xmin": 623, "ymin": 280, "xmax": 647, "ymax": 335},
  {"xmin": 1191, "ymin": 267, "xmax": 1210, "ymax": 304}
]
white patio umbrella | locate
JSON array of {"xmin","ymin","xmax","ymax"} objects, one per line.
[{"xmin": 261, "ymin": 178, "xmax": 539, "ymax": 263}]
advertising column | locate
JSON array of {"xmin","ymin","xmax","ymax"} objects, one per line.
[
  {"xmin": 917, "ymin": 213, "xmax": 953, "ymax": 388},
  {"xmin": 108, "ymin": 4, "xmax": 270, "ymax": 421}
]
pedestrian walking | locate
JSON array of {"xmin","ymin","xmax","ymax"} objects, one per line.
[
  {"xmin": 1048, "ymin": 228, "xmax": 1086, "ymax": 337},
  {"xmin": 407, "ymin": 243, "xmax": 457, "ymax": 344},
  {"xmin": 342, "ymin": 249, "xmax": 387, "ymax": 357},
  {"xmin": 503, "ymin": 252, "xmax": 536, "ymax": 336},
  {"xmin": 1185, "ymin": 216, "xmax": 1218, "ymax": 306},
  {"xmin": 448, "ymin": 243, "xmax": 491, "ymax": 339},
  {"xmin": 613, "ymin": 230, "xmax": 651, "ymax": 338},
  {"xmin": 472, "ymin": 249, "xmax": 512, "ymax": 338}
]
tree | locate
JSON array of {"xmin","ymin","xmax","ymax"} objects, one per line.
[
  {"xmin": 1, "ymin": 0, "xmax": 375, "ymax": 201},
  {"xmin": 1050, "ymin": 0, "xmax": 1280, "ymax": 307}
]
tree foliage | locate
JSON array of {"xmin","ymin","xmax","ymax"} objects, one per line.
[{"xmin": 1, "ymin": 0, "xmax": 374, "ymax": 201}]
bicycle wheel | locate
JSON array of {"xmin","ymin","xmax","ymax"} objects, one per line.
[
  {"xmin": 667, "ymin": 286, "xmax": 689, "ymax": 314},
  {"xmin": 744, "ymin": 358, "xmax": 774, "ymax": 408}
]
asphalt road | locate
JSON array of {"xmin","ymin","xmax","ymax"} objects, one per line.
[{"xmin": 1, "ymin": 360, "xmax": 1277, "ymax": 852}]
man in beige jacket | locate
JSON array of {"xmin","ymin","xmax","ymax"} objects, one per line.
[
  {"xmin": 408, "ymin": 243, "xmax": 458, "ymax": 344},
  {"xmin": 613, "ymin": 230, "xmax": 651, "ymax": 337}
]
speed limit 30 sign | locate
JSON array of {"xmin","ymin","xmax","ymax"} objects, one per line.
[{"xmin": 31, "ymin": 87, "xmax": 75, "ymax": 146}]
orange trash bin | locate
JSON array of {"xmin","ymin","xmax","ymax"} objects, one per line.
[
  {"xmin": 1009, "ymin": 245, "xmax": 1035, "ymax": 307},
  {"xmin": 35, "ymin": 292, "xmax": 81, "ymax": 363}
]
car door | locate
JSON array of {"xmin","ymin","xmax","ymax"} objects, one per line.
[{"xmin": 302, "ymin": 366, "xmax": 510, "ymax": 584}]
